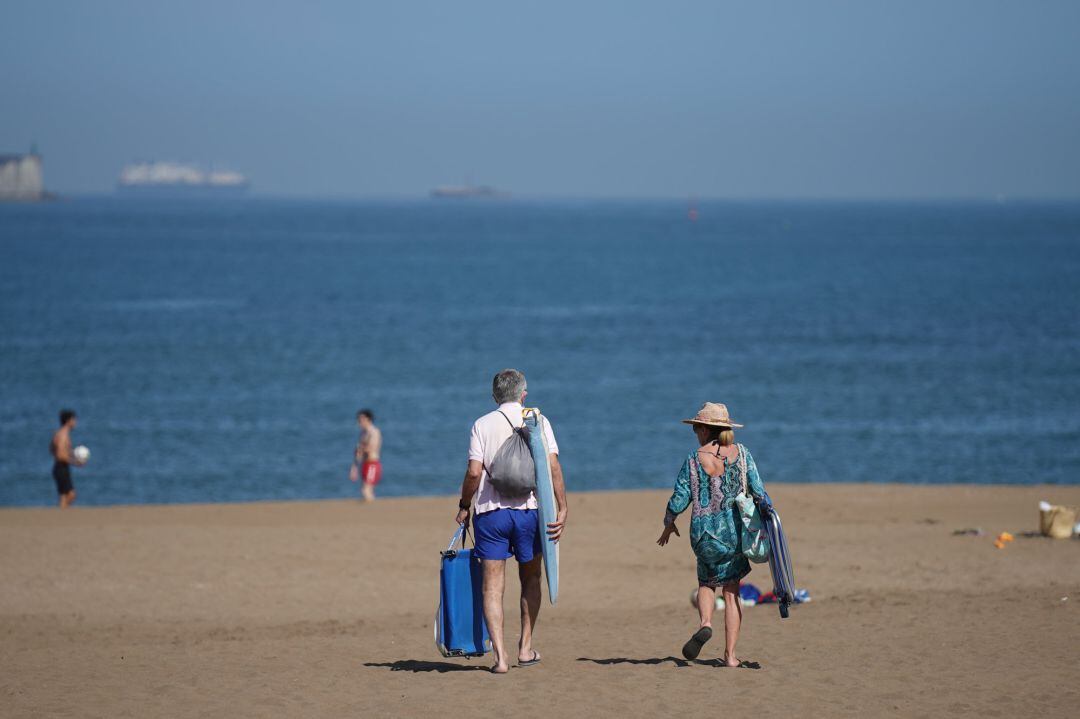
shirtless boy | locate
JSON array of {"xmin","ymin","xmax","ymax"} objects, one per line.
[
  {"xmin": 353, "ymin": 409, "xmax": 382, "ymax": 502},
  {"xmin": 50, "ymin": 409, "xmax": 85, "ymax": 508}
]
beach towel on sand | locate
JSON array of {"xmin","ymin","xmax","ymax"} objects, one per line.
[{"xmin": 435, "ymin": 525, "xmax": 491, "ymax": 658}]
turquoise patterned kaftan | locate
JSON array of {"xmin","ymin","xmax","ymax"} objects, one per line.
[{"xmin": 664, "ymin": 444, "xmax": 766, "ymax": 587}]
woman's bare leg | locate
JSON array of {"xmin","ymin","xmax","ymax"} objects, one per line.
[
  {"xmin": 682, "ymin": 585, "xmax": 717, "ymax": 660},
  {"xmin": 696, "ymin": 586, "xmax": 715, "ymax": 628},
  {"xmin": 721, "ymin": 581, "xmax": 742, "ymax": 666}
]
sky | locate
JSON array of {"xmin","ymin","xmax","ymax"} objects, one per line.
[{"xmin": 2, "ymin": 0, "xmax": 1079, "ymax": 199}]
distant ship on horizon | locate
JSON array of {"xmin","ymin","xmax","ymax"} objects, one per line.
[
  {"xmin": 116, "ymin": 161, "xmax": 250, "ymax": 198},
  {"xmin": 430, "ymin": 183, "xmax": 507, "ymax": 199}
]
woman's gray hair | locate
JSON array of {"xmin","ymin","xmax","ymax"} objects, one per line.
[{"xmin": 492, "ymin": 369, "xmax": 527, "ymax": 404}]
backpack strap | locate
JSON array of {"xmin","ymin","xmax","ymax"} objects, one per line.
[{"xmin": 497, "ymin": 410, "xmax": 520, "ymax": 429}]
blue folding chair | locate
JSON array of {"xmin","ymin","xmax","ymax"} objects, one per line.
[
  {"xmin": 434, "ymin": 525, "xmax": 491, "ymax": 657},
  {"xmin": 757, "ymin": 494, "xmax": 797, "ymax": 619}
]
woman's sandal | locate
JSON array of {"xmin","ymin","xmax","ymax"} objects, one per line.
[
  {"xmin": 518, "ymin": 650, "xmax": 541, "ymax": 668},
  {"xmin": 681, "ymin": 627, "xmax": 713, "ymax": 660}
]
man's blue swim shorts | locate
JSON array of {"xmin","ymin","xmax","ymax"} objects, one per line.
[{"xmin": 473, "ymin": 508, "xmax": 541, "ymax": 562}]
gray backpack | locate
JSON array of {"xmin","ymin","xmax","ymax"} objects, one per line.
[{"xmin": 485, "ymin": 411, "xmax": 537, "ymax": 499}]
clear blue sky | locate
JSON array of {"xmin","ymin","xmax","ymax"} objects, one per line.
[{"xmin": 3, "ymin": 1, "xmax": 1079, "ymax": 198}]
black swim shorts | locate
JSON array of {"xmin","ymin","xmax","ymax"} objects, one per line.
[{"xmin": 52, "ymin": 461, "xmax": 73, "ymax": 495}]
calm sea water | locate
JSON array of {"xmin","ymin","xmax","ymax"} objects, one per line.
[{"xmin": 2, "ymin": 198, "xmax": 1079, "ymax": 506}]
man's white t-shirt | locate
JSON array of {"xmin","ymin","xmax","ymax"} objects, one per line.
[{"xmin": 468, "ymin": 402, "xmax": 559, "ymax": 515}]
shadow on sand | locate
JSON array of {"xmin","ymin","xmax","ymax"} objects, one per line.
[
  {"xmin": 364, "ymin": 659, "xmax": 490, "ymax": 673},
  {"xmin": 577, "ymin": 657, "xmax": 761, "ymax": 669}
]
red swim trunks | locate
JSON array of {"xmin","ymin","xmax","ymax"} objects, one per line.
[{"xmin": 361, "ymin": 461, "xmax": 382, "ymax": 486}]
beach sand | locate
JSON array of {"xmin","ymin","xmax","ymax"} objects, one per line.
[{"xmin": 2, "ymin": 484, "xmax": 1079, "ymax": 718}]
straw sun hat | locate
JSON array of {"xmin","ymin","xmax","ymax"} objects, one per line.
[{"xmin": 681, "ymin": 402, "xmax": 743, "ymax": 429}]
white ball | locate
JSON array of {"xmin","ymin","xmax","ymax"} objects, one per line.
[{"xmin": 73, "ymin": 445, "xmax": 90, "ymax": 463}]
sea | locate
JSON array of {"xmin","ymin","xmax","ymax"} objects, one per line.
[{"xmin": 2, "ymin": 198, "xmax": 1079, "ymax": 506}]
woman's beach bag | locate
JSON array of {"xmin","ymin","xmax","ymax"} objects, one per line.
[
  {"xmin": 435, "ymin": 525, "xmax": 491, "ymax": 658},
  {"xmin": 485, "ymin": 411, "xmax": 537, "ymax": 499},
  {"xmin": 734, "ymin": 444, "xmax": 770, "ymax": 564}
]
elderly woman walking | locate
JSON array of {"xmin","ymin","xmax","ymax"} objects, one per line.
[{"xmin": 657, "ymin": 402, "xmax": 767, "ymax": 666}]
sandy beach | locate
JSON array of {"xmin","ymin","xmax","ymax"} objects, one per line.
[{"xmin": 2, "ymin": 484, "xmax": 1078, "ymax": 718}]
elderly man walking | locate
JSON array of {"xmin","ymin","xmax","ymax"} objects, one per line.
[{"xmin": 455, "ymin": 369, "xmax": 568, "ymax": 674}]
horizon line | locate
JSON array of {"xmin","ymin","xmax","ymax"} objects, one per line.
[{"xmin": 39, "ymin": 191, "xmax": 1080, "ymax": 204}]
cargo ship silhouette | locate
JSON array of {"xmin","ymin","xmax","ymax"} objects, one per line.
[{"xmin": 430, "ymin": 184, "xmax": 507, "ymax": 199}]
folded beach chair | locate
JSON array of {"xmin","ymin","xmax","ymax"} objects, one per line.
[
  {"xmin": 757, "ymin": 494, "xmax": 796, "ymax": 619},
  {"xmin": 434, "ymin": 525, "xmax": 491, "ymax": 658}
]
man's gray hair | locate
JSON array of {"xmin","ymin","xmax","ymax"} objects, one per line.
[{"xmin": 492, "ymin": 369, "xmax": 527, "ymax": 404}]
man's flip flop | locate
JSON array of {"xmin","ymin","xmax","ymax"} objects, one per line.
[
  {"xmin": 518, "ymin": 651, "xmax": 541, "ymax": 667},
  {"xmin": 682, "ymin": 627, "xmax": 713, "ymax": 660}
]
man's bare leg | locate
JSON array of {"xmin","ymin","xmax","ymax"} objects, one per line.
[
  {"xmin": 721, "ymin": 581, "xmax": 743, "ymax": 666},
  {"xmin": 518, "ymin": 555, "xmax": 542, "ymax": 662},
  {"xmin": 482, "ymin": 559, "xmax": 509, "ymax": 673},
  {"xmin": 59, "ymin": 490, "xmax": 75, "ymax": 509},
  {"xmin": 361, "ymin": 483, "xmax": 375, "ymax": 502}
]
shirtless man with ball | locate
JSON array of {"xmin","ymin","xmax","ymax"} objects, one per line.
[{"xmin": 50, "ymin": 409, "xmax": 86, "ymax": 509}]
